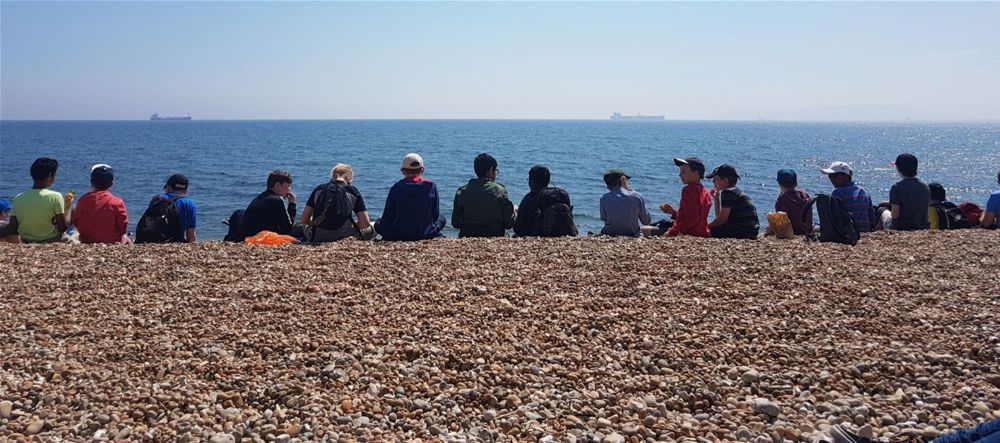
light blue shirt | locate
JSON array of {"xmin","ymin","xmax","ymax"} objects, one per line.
[
  {"xmin": 600, "ymin": 188, "xmax": 651, "ymax": 237},
  {"xmin": 987, "ymin": 189, "xmax": 1000, "ymax": 228}
]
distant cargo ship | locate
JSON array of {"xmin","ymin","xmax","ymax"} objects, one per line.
[
  {"xmin": 610, "ymin": 112, "xmax": 664, "ymax": 121},
  {"xmin": 150, "ymin": 113, "xmax": 192, "ymax": 121}
]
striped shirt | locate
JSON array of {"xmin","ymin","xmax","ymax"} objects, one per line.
[
  {"xmin": 600, "ymin": 188, "xmax": 651, "ymax": 237},
  {"xmin": 832, "ymin": 182, "xmax": 875, "ymax": 233}
]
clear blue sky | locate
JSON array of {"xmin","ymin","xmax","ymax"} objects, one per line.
[{"xmin": 2, "ymin": 2, "xmax": 998, "ymax": 120}]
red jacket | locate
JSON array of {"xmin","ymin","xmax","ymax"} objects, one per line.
[
  {"xmin": 75, "ymin": 190, "xmax": 128, "ymax": 244},
  {"xmin": 667, "ymin": 183, "xmax": 712, "ymax": 237}
]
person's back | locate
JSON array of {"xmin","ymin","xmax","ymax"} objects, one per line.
[
  {"xmin": 137, "ymin": 174, "xmax": 197, "ymax": 243},
  {"xmin": 75, "ymin": 165, "xmax": 128, "ymax": 244},
  {"xmin": 823, "ymin": 162, "xmax": 874, "ymax": 233},
  {"xmin": 888, "ymin": 153, "xmax": 930, "ymax": 231},
  {"xmin": 6, "ymin": 158, "xmax": 72, "ymax": 243},
  {"xmin": 377, "ymin": 153, "xmax": 446, "ymax": 241},
  {"xmin": 982, "ymin": 170, "xmax": 1000, "ymax": 229},
  {"xmin": 515, "ymin": 187, "xmax": 572, "ymax": 237},
  {"xmin": 776, "ymin": 190, "xmax": 812, "ymax": 235},
  {"xmin": 381, "ymin": 177, "xmax": 443, "ymax": 241},
  {"xmin": 242, "ymin": 170, "xmax": 296, "ymax": 237},
  {"xmin": 300, "ymin": 163, "xmax": 374, "ymax": 242},
  {"xmin": 664, "ymin": 158, "xmax": 711, "ymax": 238},
  {"xmin": 452, "ymin": 153, "xmax": 515, "ymax": 238},
  {"xmin": 707, "ymin": 164, "xmax": 759, "ymax": 239},
  {"xmin": 599, "ymin": 168, "xmax": 650, "ymax": 237}
]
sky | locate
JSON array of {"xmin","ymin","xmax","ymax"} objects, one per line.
[{"xmin": 1, "ymin": 2, "xmax": 999, "ymax": 121}]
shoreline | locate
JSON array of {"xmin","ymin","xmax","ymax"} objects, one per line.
[{"xmin": 1, "ymin": 231, "xmax": 998, "ymax": 442}]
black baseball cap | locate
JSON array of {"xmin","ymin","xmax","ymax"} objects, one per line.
[
  {"xmin": 706, "ymin": 164, "xmax": 740, "ymax": 180},
  {"xmin": 673, "ymin": 157, "xmax": 706, "ymax": 177},
  {"xmin": 165, "ymin": 174, "xmax": 189, "ymax": 190}
]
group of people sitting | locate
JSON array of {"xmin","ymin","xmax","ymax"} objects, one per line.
[{"xmin": 1, "ymin": 152, "xmax": 998, "ymax": 245}]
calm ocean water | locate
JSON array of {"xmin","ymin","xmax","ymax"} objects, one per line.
[{"xmin": 2, "ymin": 120, "xmax": 998, "ymax": 240}]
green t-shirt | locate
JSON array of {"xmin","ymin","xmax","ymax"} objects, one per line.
[{"xmin": 12, "ymin": 188, "xmax": 65, "ymax": 242}]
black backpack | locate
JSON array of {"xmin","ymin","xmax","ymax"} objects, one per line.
[
  {"xmin": 930, "ymin": 201, "xmax": 970, "ymax": 229},
  {"xmin": 540, "ymin": 201, "xmax": 578, "ymax": 237},
  {"xmin": 310, "ymin": 182, "xmax": 354, "ymax": 230},
  {"xmin": 223, "ymin": 209, "xmax": 246, "ymax": 242},
  {"xmin": 135, "ymin": 196, "xmax": 184, "ymax": 243},
  {"xmin": 803, "ymin": 194, "xmax": 859, "ymax": 246}
]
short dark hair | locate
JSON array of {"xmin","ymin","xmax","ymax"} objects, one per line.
[
  {"xmin": 928, "ymin": 182, "xmax": 945, "ymax": 201},
  {"xmin": 528, "ymin": 165, "xmax": 550, "ymax": 190},
  {"xmin": 267, "ymin": 170, "xmax": 292, "ymax": 188},
  {"xmin": 895, "ymin": 153, "xmax": 918, "ymax": 178},
  {"xmin": 30, "ymin": 158, "xmax": 58, "ymax": 181},
  {"xmin": 91, "ymin": 167, "xmax": 114, "ymax": 191},
  {"xmin": 604, "ymin": 173, "xmax": 624, "ymax": 189},
  {"xmin": 474, "ymin": 153, "xmax": 497, "ymax": 178}
]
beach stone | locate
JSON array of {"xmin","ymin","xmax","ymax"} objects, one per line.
[
  {"xmin": 754, "ymin": 398, "xmax": 780, "ymax": 418},
  {"xmin": 0, "ymin": 401, "xmax": 11, "ymax": 418},
  {"xmin": 858, "ymin": 424, "xmax": 874, "ymax": 440},
  {"xmin": 603, "ymin": 432, "xmax": 625, "ymax": 443},
  {"xmin": 209, "ymin": 433, "xmax": 235, "ymax": 443},
  {"xmin": 879, "ymin": 415, "xmax": 897, "ymax": 426},
  {"xmin": 973, "ymin": 402, "xmax": 990, "ymax": 415},
  {"xmin": 26, "ymin": 420, "xmax": 44, "ymax": 435},
  {"xmin": 741, "ymin": 370, "xmax": 761, "ymax": 385}
]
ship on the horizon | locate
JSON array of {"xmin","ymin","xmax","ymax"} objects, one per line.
[
  {"xmin": 150, "ymin": 113, "xmax": 192, "ymax": 121},
  {"xmin": 610, "ymin": 112, "xmax": 665, "ymax": 121}
]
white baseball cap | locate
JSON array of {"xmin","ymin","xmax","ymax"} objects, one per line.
[
  {"xmin": 820, "ymin": 161, "xmax": 853, "ymax": 175},
  {"xmin": 401, "ymin": 153, "xmax": 424, "ymax": 170}
]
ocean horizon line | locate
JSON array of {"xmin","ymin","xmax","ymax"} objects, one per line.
[{"xmin": 3, "ymin": 118, "xmax": 1000, "ymax": 124}]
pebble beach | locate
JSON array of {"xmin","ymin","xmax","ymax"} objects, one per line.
[{"xmin": 1, "ymin": 231, "xmax": 998, "ymax": 443}]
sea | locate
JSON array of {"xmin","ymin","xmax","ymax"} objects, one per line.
[{"xmin": 2, "ymin": 120, "xmax": 998, "ymax": 240}]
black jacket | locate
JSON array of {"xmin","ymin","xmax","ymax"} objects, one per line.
[
  {"xmin": 242, "ymin": 189, "xmax": 296, "ymax": 237},
  {"xmin": 513, "ymin": 187, "xmax": 571, "ymax": 237}
]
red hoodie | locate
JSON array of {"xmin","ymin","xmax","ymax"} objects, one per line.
[{"xmin": 666, "ymin": 183, "xmax": 712, "ymax": 237}]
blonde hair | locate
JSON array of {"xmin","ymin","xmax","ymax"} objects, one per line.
[{"xmin": 331, "ymin": 163, "xmax": 354, "ymax": 183}]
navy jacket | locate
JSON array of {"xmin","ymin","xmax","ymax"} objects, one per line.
[{"xmin": 377, "ymin": 177, "xmax": 445, "ymax": 241}]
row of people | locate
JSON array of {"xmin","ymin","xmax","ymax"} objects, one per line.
[{"xmin": 2, "ymin": 154, "xmax": 999, "ymax": 244}]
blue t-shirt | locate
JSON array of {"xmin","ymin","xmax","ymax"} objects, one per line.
[
  {"xmin": 158, "ymin": 193, "xmax": 197, "ymax": 229},
  {"xmin": 987, "ymin": 190, "xmax": 1000, "ymax": 228}
]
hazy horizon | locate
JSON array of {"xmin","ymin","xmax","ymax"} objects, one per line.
[{"xmin": 2, "ymin": 2, "xmax": 999, "ymax": 121}]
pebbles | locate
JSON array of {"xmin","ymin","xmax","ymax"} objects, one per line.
[{"xmin": 1, "ymin": 230, "xmax": 999, "ymax": 441}]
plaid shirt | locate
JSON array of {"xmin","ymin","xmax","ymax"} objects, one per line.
[{"xmin": 832, "ymin": 182, "xmax": 875, "ymax": 232}]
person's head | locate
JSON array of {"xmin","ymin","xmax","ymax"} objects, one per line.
[
  {"xmin": 29, "ymin": 157, "xmax": 59, "ymax": 187},
  {"xmin": 0, "ymin": 198, "xmax": 11, "ymax": 221},
  {"xmin": 164, "ymin": 174, "xmax": 189, "ymax": 194},
  {"xmin": 707, "ymin": 164, "xmax": 740, "ymax": 190},
  {"xmin": 821, "ymin": 161, "xmax": 853, "ymax": 187},
  {"xmin": 894, "ymin": 153, "xmax": 918, "ymax": 178},
  {"xmin": 267, "ymin": 170, "xmax": 292, "ymax": 197},
  {"xmin": 474, "ymin": 153, "xmax": 498, "ymax": 179},
  {"xmin": 400, "ymin": 153, "xmax": 425, "ymax": 178},
  {"xmin": 603, "ymin": 168, "xmax": 630, "ymax": 190},
  {"xmin": 528, "ymin": 165, "xmax": 550, "ymax": 191},
  {"xmin": 90, "ymin": 164, "xmax": 114, "ymax": 191},
  {"xmin": 928, "ymin": 182, "xmax": 946, "ymax": 202},
  {"xmin": 776, "ymin": 168, "xmax": 797, "ymax": 191},
  {"xmin": 331, "ymin": 163, "xmax": 354, "ymax": 184},
  {"xmin": 673, "ymin": 157, "xmax": 705, "ymax": 185}
]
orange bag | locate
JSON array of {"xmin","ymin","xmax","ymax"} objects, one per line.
[
  {"xmin": 244, "ymin": 230, "xmax": 299, "ymax": 246},
  {"xmin": 766, "ymin": 212, "xmax": 794, "ymax": 239}
]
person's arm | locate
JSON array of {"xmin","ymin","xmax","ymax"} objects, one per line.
[
  {"xmin": 513, "ymin": 195, "xmax": 533, "ymax": 237},
  {"xmin": 285, "ymin": 192, "xmax": 297, "ymax": 226},
  {"xmin": 356, "ymin": 211, "xmax": 372, "ymax": 229},
  {"xmin": 379, "ymin": 187, "xmax": 397, "ymax": 234},
  {"xmin": 451, "ymin": 190, "xmax": 464, "ymax": 229},
  {"xmin": 183, "ymin": 201, "xmax": 198, "ymax": 243},
  {"xmin": 185, "ymin": 228, "xmax": 197, "ymax": 243},
  {"xmin": 54, "ymin": 194, "xmax": 71, "ymax": 233},
  {"xmin": 708, "ymin": 207, "xmax": 731, "ymax": 228},
  {"xmin": 890, "ymin": 204, "xmax": 901, "ymax": 220},
  {"xmin": 500, "ymin": 191, "xmax": 515, "ymax": 229},
  {"xmin": 299, "ymin": 206, "xmax": 314, "ymax": 225},
  {"xmin": 707, "ymin": 189, "xmax": 729, "ymax": 229},
  {"xmin": 889, "ymin": 185, "xmax": 901, "ymax": 220},
  {"xmin": 638, "ymin": 195, "xmax": 651, "ymax": 226},
  {"xmin": 272, "ymin": 198, "xmax": 294, "ymax": 234},
  {"xmin": 981, "ymin": 212, "xmax": 997, "ymax": 229},
  {"xmin": 0, "ymin": 216, "xmax": 18, "ymax": 237},
  {"xmin": 116, "ymin": 201, "xmax": 128, "ymax": 241},
  {"xmin": 666, "ymin": 187, "xmax": 698, "ymax": 236},
  {"xmin": 599, "ymin": 197, "xmax": 608, "ymax": 222}
]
